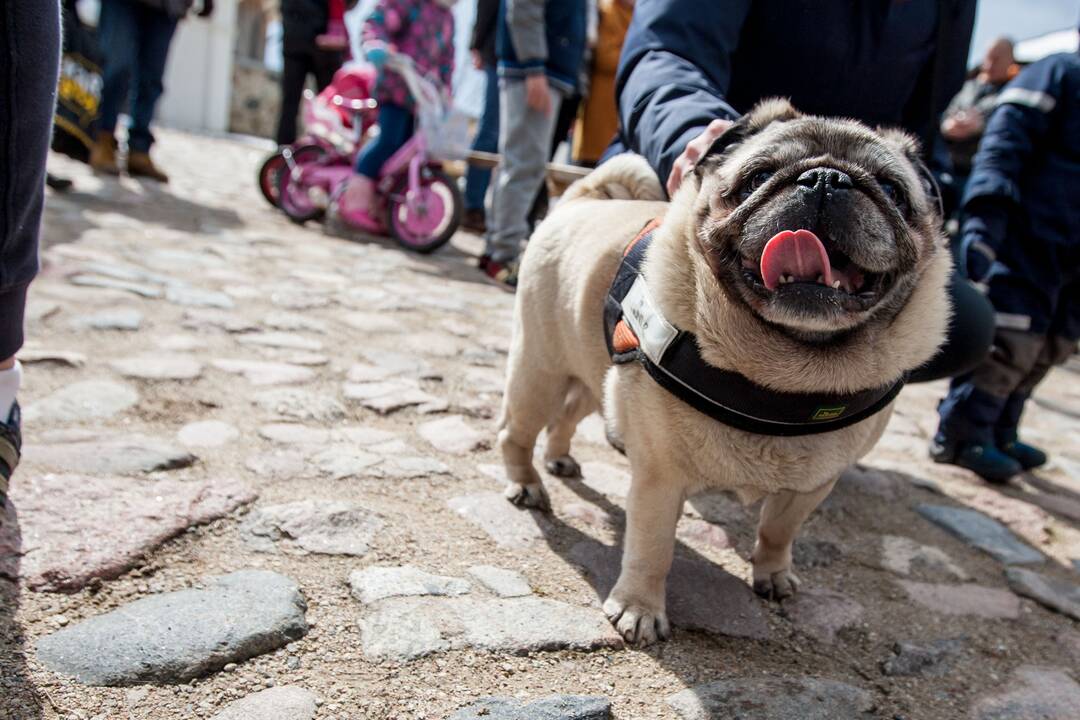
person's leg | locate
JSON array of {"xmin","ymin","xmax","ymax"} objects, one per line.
[
  {"xmin": 0, "ymin": 0, "xmax": 61, "ymax": 503},
  {"xmin": 92, "ymin": 0, "xmax": 140, "ymax": 173},
  {"xmin": 463, "ymin": 65, "xmax": 500, "ymax": 224},
  {"xmin": 340, "ymin": 103, "xmax": 414, "ymax": 230},
  {"xmin": 276, "ymin": 53, "xmax": 311, "ymax": 146},
  {"xmin": 126, "ymin": 4, "xmax": 178, "ymax": 180},
  {"xmin": 485, "ymin": 79, "xmax": 563, "ymax": 270},
  {"xmin": 311, "ymin": 49, "xmax": 343, "ymax": 92}
]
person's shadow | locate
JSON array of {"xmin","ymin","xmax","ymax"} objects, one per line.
[{"xmin": 0, "ymin": 503, "xmax": 43, "ymax": 719}]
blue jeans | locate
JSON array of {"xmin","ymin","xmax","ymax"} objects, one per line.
[
  {"xmin": 355, "ymin": 103, "xmax": 415, "ymax": 179},
  {"xmin": 463, "ymin": 65, "xmax": 499, "ymax": 211},
  {"xmin": 96, "ymin": 0, "xmax": 178, "ymax": 153}
]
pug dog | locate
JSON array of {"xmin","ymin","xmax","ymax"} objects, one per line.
[{"xmin": 497, "ymin": 99, "xmax": 951, "ymax": 644}]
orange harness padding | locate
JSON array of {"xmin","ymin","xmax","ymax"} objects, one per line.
[{"xmin": 610, "ymin": 217, "xmax": 664, "ymax": 354}]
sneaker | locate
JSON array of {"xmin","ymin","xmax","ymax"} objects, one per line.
[
  {"xmin": 1000, "ymin": 439, "xmax": 1048, "ymax": 470},
  {"xmin": 127, "ymin": 152, "xmax": 169, "ymax": 183},
  {"xmin": 462, "ymin": 208, "xmax": 486, "ymax": 233},
  {"xmin": 479, "ymin": 254, "xmax": 517, "ymax": 289},
  {"xmin": 930, "ymin": 433, "xmax": 1022, "ymax": 483},
  {"xmin": 0, "ymin": 401, "xmax": 21, "ymax": 510}
]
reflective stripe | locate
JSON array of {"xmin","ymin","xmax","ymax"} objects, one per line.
[
  {"xmin": 621, "ymin": 276, "xmax": 679, "ymax": 364},
  {"xmin": 995, "ymin": 312, "xmax": 1032, "ymax": 331},
  {"xmin": 971, "ymin": 239, "xmax": 996, "ymax": 262},
  {"xmin": 997, "ymin": 87, "xmax": 1057, "ymax": 113}
]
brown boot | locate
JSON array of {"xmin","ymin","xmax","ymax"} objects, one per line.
[
  {"xmin": 127, "ymin": 151, "xmax": 169, "ymax": 183},
  {"xmin": 89, "ymin": 130, "xmax": 120, "ymax": 175}
]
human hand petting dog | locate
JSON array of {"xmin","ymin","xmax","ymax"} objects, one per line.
[{"xmin": 665, "ymin": 118, "xmax": 734, "ymax": 196}]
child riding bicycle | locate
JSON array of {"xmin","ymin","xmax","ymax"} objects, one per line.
[{"xmin": 339, "ymin": 0, "xmax": 457, "ymax": 232}]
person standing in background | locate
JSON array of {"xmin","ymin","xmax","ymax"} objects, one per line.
[
  {"xmin": 1, "ymin": 0, "xmax": 62, "ymax": 514},
  {"xmin": 462, "ymin": 0, "xmax": 501, "ymax": 233},
  {"xmin": 571, "ymin": 0, "xmax": 632, "ymax": 167},
  {"xmin": 89, "ymin": 0, "xmax": 213, "ymax": 182},
  {"xmin": 275, "ymin": 0, "xmax": 349, "ymax": 147}
]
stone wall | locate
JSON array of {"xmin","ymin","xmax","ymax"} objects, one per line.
[{"xmin": 229, "ymin": 57, "xmax": 281, "ymax": 140}]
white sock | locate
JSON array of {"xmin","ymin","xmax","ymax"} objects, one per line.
[{"xmin": 0, "ymin": 361, "xmax": 22, "ymax": 421}]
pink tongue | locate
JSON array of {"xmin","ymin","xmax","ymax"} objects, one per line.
[{"xmin": 760, "ymin": 229, "xmax": 834, "ymax": 291}]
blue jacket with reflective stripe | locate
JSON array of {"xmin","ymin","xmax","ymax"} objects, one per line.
[{"xmin": 963, "ymin": 52, "xmax": 1080, "ymax": 249}]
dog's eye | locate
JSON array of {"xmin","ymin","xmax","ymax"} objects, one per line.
[
  {"xmin": 878, "ymin": 179, "xmax": 900, "ymax": 202},
  {"xmin": 738, "ymin": 170, "xmax": 774, "ymax": 200}
]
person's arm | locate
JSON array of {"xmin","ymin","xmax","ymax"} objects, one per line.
[
  {"xmin": 615, "ymin": 0, "xmax": 752, "ymax": 189},
  {"xmin": 960, "ymin": 58, "xmax": 1064, "ymax": 280},
  {"xmin": 471, "ymin": 0, "xmax": 499, "ymax": 53}
]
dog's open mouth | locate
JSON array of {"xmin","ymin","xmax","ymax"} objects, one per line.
[{"xmin": 739, "ymin": 229, "xmax": 892, "ymax": 312}]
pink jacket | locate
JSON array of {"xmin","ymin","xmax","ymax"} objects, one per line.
[{"xmin": 362, "ymin": 0, "xmax": 456, "ymax": 110}]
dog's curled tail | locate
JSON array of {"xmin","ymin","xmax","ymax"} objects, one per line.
[{"xmin": 561, "ymin": 154, "xmax": 666, "ymax": 204}]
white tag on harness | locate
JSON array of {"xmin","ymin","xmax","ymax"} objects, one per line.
[{"xmin": 621, "ymin": 276, "xmax": 679, "ymax": 364}]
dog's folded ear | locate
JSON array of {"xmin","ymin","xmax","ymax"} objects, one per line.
[{"xmin": 695, "ymin": 99, "xmax": 802, "ymax": 179}]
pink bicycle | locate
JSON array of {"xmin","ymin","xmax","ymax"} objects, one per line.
[{"xmin": 278, "ymin": 53, "xmax": 467, "ymax": 254}]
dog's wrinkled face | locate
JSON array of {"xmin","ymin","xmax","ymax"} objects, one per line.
[{"xmin": 693, "ymin": 100, "xmax": 942, "ymax": 343}]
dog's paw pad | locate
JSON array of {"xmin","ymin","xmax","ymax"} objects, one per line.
[
  {"xmin": 503, "ymin": 482, "xmax": 551, "ymax": 511},
  {"xmin": 544, "ymin": 455, "xmax": 581, "ymax": 478},
  {"xmin": 602, "ymin": 596, "xmax": 670, "ymax": 646},
  {"xmin": 753, "ymin": 569, "xmax": 801, "ymax": 601}
]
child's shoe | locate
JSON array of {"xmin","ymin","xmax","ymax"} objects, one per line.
[
  {"xmin": 0, "ymin": 401, "xmax": 21, "ymax": 513},
  {"xmin": 479, "ymin": 255, "xmax": 518, "ymax": 289},
  {"xmin": 999, "ymin": 436, "xmax": 1048, "ymax": 470},
  {"xmin": 338, "ymin": 176, "xmax": 383, "ymax": 233},
  {"xmin": 930, "ymin": 432, "xmax": 1022, "ymax": 483}
]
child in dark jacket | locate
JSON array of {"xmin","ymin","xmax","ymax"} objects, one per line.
[{"xmin": 339, "ymin": 0, "xmax": 456, "ymax": 231}]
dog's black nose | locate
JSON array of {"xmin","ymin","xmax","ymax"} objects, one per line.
[{"xmin": 797, "ymin": 168, "xmax": 853, "ymax": 192}]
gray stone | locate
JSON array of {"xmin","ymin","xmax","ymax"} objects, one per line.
[
  {"xmin": 881, "ymin": 638, "xmax": 964, "ymax": 677},
  {"xmin": 178, "ymin": 420, "xmax": 240, "ymax": 448},
  {"xmin": 110, "ymin": 354, "xmax": 203, "ymax": 381},
  {"xmin": 212, "ymin": 359, "xmax": 315, "ymax": 386},
  {"xmin": 349, "ymin": 565, "xmax": 471, "ymax": 603},
  {"xmin": 252, "ymin": 388, "xmax": 345, "ymax": 422},
  {"xmin": 1005, "ymin": 567, "xmax": 1080, "ymax": 621},
  {"xmin": 450, "ymin": 695, "xmax": 611, "ymax": 720},
  {"xmin": 258, "ymin": 423, "xmax": 331, "ymax": 446},
  {"xmin": 165, "ymin": 286, "xmax": 234, "ymax": 309},
  {"xmin": 245, "ymin": 451, "xmax": 308, "ymax": 481},
  {"xmin": 263, "ymin": 312, "xmax": 328, "ymax": 334},
  {"xmin": 971, "ymin": 666, "xmax": 1080, "ymax": 720},
  {"xmin": 916, "ymin": 505, "xmax": 1044, "ymax": 565},
  {"xmin": 243, "ymin": 501, "xmax": 383, "ymax": 556},
  {"xmin": 36, "ymin": 570, "xmax": 307, "ymax": 685},
  {"xmin": 343, "ymin": 381, "xmax": 444, "ymax": 414},
  {"xmin": 24, "ymin": 380, "xmax": 138, "ymax": 423},
  {"xmin": 686, "ymin": 491, "xmax": 748, "ymax": 526},
  {"xmin": 418, "ymin": 415, "xmax": 488, "ymax": 455},
  {"xmin": 667, "ymin": 677, "xmax": 873, "ymax": 720},
  {"xmin": 448, "ymin": 493, "xmax": 549, "ymax": 548},
  {"xmin": 579, "ymin": 462, "xmax": 631, "ymax": 498},
  {"xmin": 238, "ymin": 333, "xmax": 324, "ymax": 351},
  {"xmin": 792, "ymin": 539, "xmax": 841, "ymax": 568},
  {"xmin": 69, "ymin": 274, "xmax": 162, "ymax": 298},
  {"xmin": 341, "ymin": 312, "xmax": 403, "ymax": 334},
  {"xmin": 25, "ymin": 298, "xmax": 61, "ymax": 323},
  {"xmin": 310, "ymin": 446, "xmax": 382, "ymax": 480},
  {"xmin": 69, "ymin": 308, "xmax": 143, "ymax": 331},
  {"xmin": 569, "ymin": 542, "xmax": 770, "ymax": 640},
  {"xmin": 880, "ymin": 535, "xmax": 969, "ymax": 580},
  {"xmin": 0, "ymin": 474, "xmax": 255, "ymax": 592},
  {"xmin": 676, "ymin": 518, "xmax": 733, "ymax": 553},
  {"xmin": 358, "ymin": 348, "xmax": 440, "ymax": 380},
  {"xmin": 209, "ymin": 686, "xmax": 318, "ymax": 720},
  {"xmin": 375, "ymin": 454, "xmax": 451, "ymax": 479},
  {"xmin": 784, "ymin": 589, "xmax": 864, "ymax": 644},
  {"xmin": 898, "ymin": 580, "xmax": 1021, "ymax": 619},
  {"xmin": 358, "ymin": 596, "xmax": 622, "ymax": 661},
  {"xmin": 22, "ymin": 431, "xmax": 196, "ymax": 475},
  {"xmin": 183, "ymin": 309, "xmax": 258, "ymax": 333},
  {"xmin": 16, "ymin": 347, "xmax": 87, "ymax": 367},
  {"xmin": 467, "ymin": 566, "xmax": 532, "ymax": 598}
]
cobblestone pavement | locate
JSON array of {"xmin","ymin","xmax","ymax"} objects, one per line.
[{"xmin": 2, "ymin": 129, "xmax": 1079, "ymax": 720}]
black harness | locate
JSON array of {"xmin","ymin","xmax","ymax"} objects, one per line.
[{"xmin": 603, "ymin": 222, "xmax": 904, "ymax": 437}]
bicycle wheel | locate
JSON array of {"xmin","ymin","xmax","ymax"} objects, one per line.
[
  {"xmin": 277, "ymin": 145, "xmax": 332, "ymax": 224},
  {"xmin": 386, "ymin": 168, "xmax": 463, "ymax": 254}
]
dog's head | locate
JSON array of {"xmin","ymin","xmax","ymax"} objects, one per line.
[{"xmin": 690, "ymin": 99, "xmax": 944, "ymax": 344}]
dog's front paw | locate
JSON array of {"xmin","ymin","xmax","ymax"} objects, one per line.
[
  {"xmin": 503, "ymin": 481, "xmax": 551, "ymax": 511},
  {"xmin": 603, "ymin": 595, "xmax": 671, "ymax": 645},
  {"xmin": 544, "ymin": 454, "xmax": 581, "ymax": 478},
  {"xmin": 752, "ymin": 567, "xmax": 801, "ymax": 601}
]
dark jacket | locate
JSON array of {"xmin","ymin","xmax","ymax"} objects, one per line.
[
  {"xmin": 472, "ymin": 0, "xmax": 499, "ymax": 68},
  {"xmin": 963, "ymin": 52, "xmax": 1080, "ymax": 251},
  {"xmin": 497, "ymin": 0, "xmax": 587, "ymax": 94},
  {"xmin": 615, "ymin": 0, "xmax": 976, "ymax": 184},
  {"xmin": 281, "ymin": 0, "xmax": 329, "ymax": 56}
]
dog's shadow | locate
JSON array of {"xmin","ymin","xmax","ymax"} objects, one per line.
[{"xmin": 0, "ymin": 503, "xmax": 45, "ymax": 719}]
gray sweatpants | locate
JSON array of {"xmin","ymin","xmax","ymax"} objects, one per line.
[{"xmin": 485, "ymin": 77, "xmax": 563, "ymax": 264}]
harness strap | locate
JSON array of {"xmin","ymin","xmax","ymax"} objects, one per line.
[{"xmin": 604, "ymin": 220, "xmax": 905, "ymax": 437}]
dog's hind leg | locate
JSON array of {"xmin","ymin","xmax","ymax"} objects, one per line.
[
  {"xmin": 751, "ymin": 477, "xmax": 837, "ymax": 600},
  {"xmin": 543, "ymin": 379, "xmax": 598, "ymax": 478},
  {"xmin": 498, "ymin": 365, "xmax": 569, "ymax": 511}
]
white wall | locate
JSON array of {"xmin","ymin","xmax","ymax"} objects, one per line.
[{"xmin": 157, "ymin": 0, "xmax": 238, "ymax": 133}]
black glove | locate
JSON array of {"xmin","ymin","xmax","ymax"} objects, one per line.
[
  {"xmin": 198, "ymin": 0, "xmax": 213, "ymax": 17},
  {"xmin": 959, "ymin": 199, "xmax": 1008, "ymax": 283}
]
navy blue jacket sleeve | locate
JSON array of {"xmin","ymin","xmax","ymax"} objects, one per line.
[
  {"xmin": 961, "ymin": 56, "xmax": 1068, "ymax": 252},
  {"xmin": 615, "ymin": 0, "xmax": 752, "ymax": 185}
]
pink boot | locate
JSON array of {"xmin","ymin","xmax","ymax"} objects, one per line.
[{"xmin": 338, "ymin": 175, "xmax": 384, "ymax": 233}]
